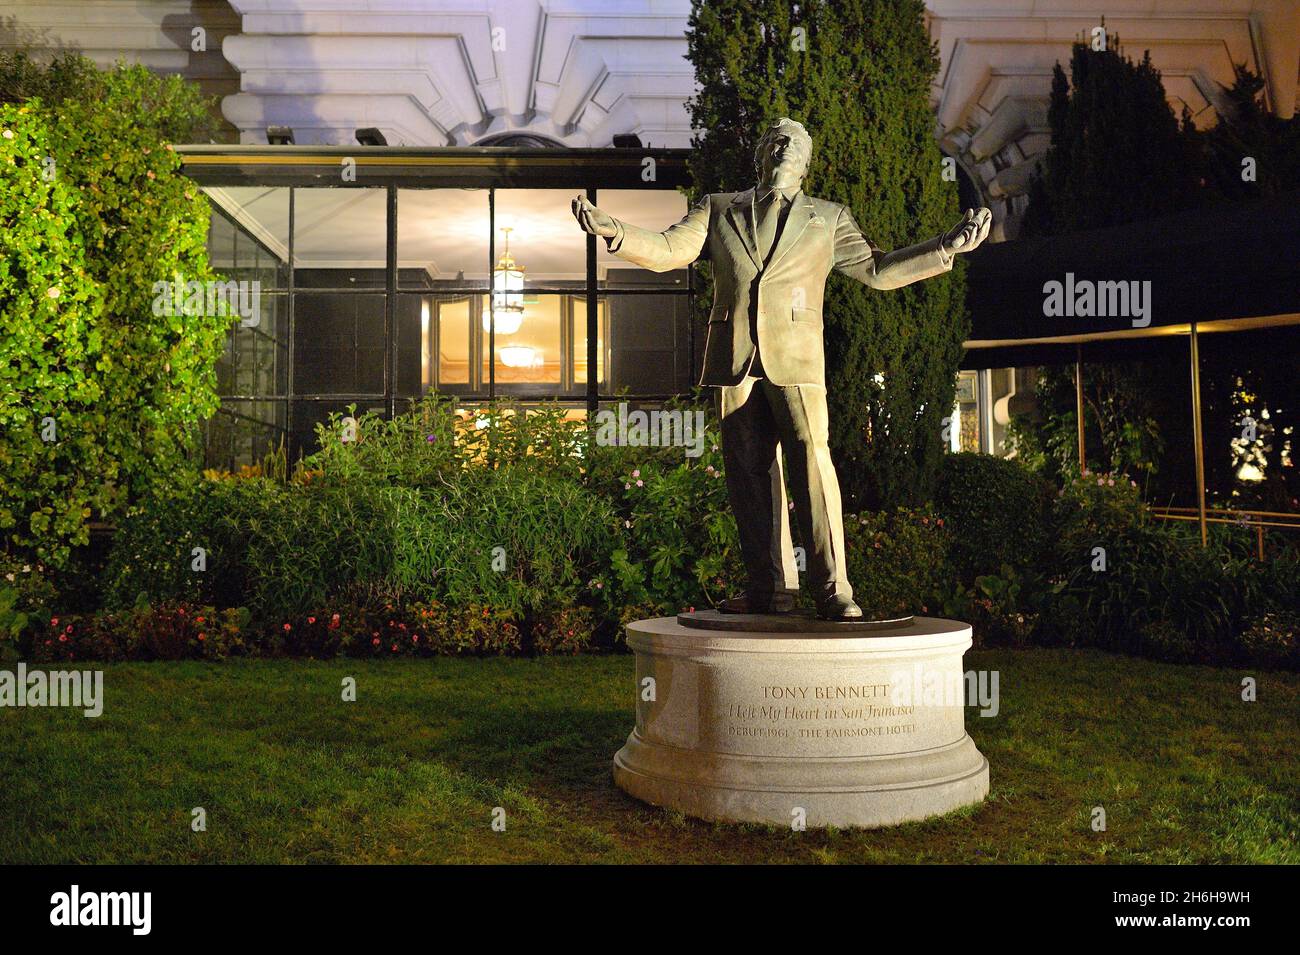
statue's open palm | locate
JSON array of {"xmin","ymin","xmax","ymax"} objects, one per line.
[
  {"xmin": 572, "ymin": 195, "xmax": 619, "ymax": 238},
  {"xmin": 942, "ymin": 207, "xmax": 992, "ymax": 255}
]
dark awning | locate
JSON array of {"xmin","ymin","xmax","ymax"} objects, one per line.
[{"xmin": 961, "ymin": 189, "xmax": 1300, "ymax": 369}]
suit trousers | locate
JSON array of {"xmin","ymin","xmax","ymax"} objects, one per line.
[{"xmin": 718, "ymin": 375, "xmax": 852, "ymax": 603}]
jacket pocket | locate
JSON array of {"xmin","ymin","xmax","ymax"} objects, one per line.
[
  {"xmin": 792, "ymin": 306, "xmax": 821, "ymax": 326},
  {"xmin": 708, "ymin": 307, "xmax": 730, "ymax": 324}
]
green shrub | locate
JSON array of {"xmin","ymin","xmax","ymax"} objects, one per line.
[
  {"xmin": 1238, "ymin": 611, "xmax": 1300, "ymax": 670},
  {"xmin": 933, "ymin": 452, "xmax": 1053, "ymax": 582},
  {"xmin": 2, "ymin": 58, "xmax": 229, "ymax": 568},
  {"xmin": 843, "ymin": 508, "xmax": 950, "ymax": 618},
  {"xmin": 1046, "ymin": 473, "xmax": 1283, "ymax": 662},
  {"xmin": 0, "ymin": 102, "xmax": 109, "ymax": 566},
  {"xmin": 594, "ymin": 426, "xmax": 742, "ymax": 621},
  {"xmin": 101, "ymin": 476, "xmax": 263, "ymax": 611}
]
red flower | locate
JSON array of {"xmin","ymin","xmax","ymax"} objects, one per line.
[
  {"xmin": 196, "ymin": 616, "xmax": 206, "ymax": 624},
  {"xmin": 58, "ymin": 634, "xmax": 67, "ymax": 643},
  {"xmin": 390, "ymin": 644, "xmax": 398, "ymax": 652},
  {"xmin": 50, "ymin": 617, "xmax": 58, "ymax": 627},
  {"xmin": 198, "ymin": 633, "xmax": 206, "ymax": 641},
  {"xmin": 412, "ymin": 634, "xmax": 419, "ymax": 643},
  {"xmin": 329, "ymin": 613, "xmax": 340, "ymax": 629},
  {"xmin": 372, "ymin": 637, "xmax": 380, "ymax": 646},
  {"xmin": 283, "ymin": 622, "xmax": 292, "ymax": 632},
  {"xmin": 307, "ymin": 616, "xmax": 316, "ymax": 625}
]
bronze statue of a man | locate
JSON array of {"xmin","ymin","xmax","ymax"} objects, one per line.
[{"xmin": 574, "ymin": 118, "xmax": 990, "ymax": 619}]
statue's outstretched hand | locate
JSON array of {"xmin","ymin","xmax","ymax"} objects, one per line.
[
  {"xmin": 572, "ymin": 194, "xmax": 619, "ymax": 238},
  {"xmin": 941, "ymin": 207, "xmax": 992, "ymax": 255}
]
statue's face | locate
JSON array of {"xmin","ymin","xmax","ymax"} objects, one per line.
[{"xmin": 758, "ymin": 130, "xmax": 810, "ymax": 187}]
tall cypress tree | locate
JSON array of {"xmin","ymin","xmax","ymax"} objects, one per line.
[
  {"xmin": 685, "ymin": 0, "xmax": 966, "ymax": 510},
  {"xmin": 1022, "ymin": 40, "xmax": 1200, "ymax": 236}
]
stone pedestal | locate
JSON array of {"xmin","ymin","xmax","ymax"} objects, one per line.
[{"xmin": 612, "ymin": 615, "xmax": 989, "ymax": 829}]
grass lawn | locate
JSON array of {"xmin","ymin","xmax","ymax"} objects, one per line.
[{"xmin": 2, "ymin": 648, "xmax": 1296, "ymax": 864}]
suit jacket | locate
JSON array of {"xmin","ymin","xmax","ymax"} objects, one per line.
[{"xmin": 607, "ymin": 188, "xmax": 954, "ymax": 387}]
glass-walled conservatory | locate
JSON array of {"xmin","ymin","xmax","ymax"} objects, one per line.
[{"xmin": 180, "ymin": 146, "xmax": 697, "ymax": 467}]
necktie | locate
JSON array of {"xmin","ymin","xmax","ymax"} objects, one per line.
[{"xmin": 756, "ymin": 190, "xmax": 785, "ymax": 262}]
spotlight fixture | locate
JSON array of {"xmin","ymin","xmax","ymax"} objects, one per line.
[
  {"xmin": 266, "ymin": 126, "xmax": 294, "ymax": 145},
  {"xmin": 355, "ymin": 127, "xmax": 387, "ymax": 146}
]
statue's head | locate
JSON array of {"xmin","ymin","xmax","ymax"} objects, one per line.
[{"xmin": 755, "ymin": 117, "xmax": 812, "ymax": 186}]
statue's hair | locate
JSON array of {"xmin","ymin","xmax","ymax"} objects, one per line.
[{"xmin": 754, "ymin": 118, "xmax": 812, "ymax": 172}]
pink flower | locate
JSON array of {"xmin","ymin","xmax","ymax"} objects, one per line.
[
  {"xmin": 632, "ymin": 469, "xmax": 641, "ymax": 478},
  {"xmin": 283, "ymin": 622, "xmax": 292, "ymax": 631},
  {"xmin": 307, "ymin": 616, "xmax": 316, "ymax": 624},
  {"xmin": 636, "ymin": 479, "xmax": 643, "ymax": 487},
  {"xmin": 372, "ymin": 637, "xmax": 381, "ymax": 646},
  {"xmin": 198, "ymin": 633, "xmax": 206, "ymax": 641}
]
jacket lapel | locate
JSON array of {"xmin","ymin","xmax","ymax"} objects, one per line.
[
  {"xmin": 725, "ymin": 189, "xmax": 762, "ymax": 270},
  {"xmin": 765, "ymin": 191, "xmax": 814, "ymax": 271}
]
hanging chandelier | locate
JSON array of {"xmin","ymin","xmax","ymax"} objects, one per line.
[
  {"xmin": 499, "ymin": 345, "xmax": 541, "ymax": 368},
  {"xmin": 482, "ymin": 226, "xmax": 525, "ymax": 335}
]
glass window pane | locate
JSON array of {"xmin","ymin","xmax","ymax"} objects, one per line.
[
  {"xmin": 292, "ymin": 188, "xmax": 388, "ymax": 286},
  {"xmin": 293, "ymin": 293, "xmax": 386, "ymax": 395},
  {"xmin": 202, "ymin": 186, "xmax": 290, "ymax": 290},
  {"xmin": 397, "ymin": 189, "xmax": 489, "ymax": 290},
  {"xmin": 573, "ymin": 296, "xmax": 606, "ymax": 388},
  {"xmin": 225, "ymin": 293, "xmax": 288, "ymax": 397},
  {"xmin": 395, "ymin": 293, "xmax": 478, "ymax": 396},
  {"xmin": 493, "ymin": 190, "xmax": 586, "ymax": 286},
  {"xmin": 203, "ymin": 400, "xmax": 287, "ymax": 471},
  {"xmin": 608, "ymin": 293, "xmax": 693, "ymax": 394},
  {"xmin": 486, "ymin": 293, "xmax": 563, "ymax": 387},
  {"xmin": 597, "ymin": 189, "xmax": 691, "ymax": 290},
  {"xmin": 437, "ymin": 296, "xmax": 474, "ymax": 387}
]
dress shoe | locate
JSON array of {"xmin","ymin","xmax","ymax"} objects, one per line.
[
  {"xmin": 816, "ymin": 594, "xmax": 863, "ymax": 621},
  {"xmin": 719, "ymin": 591, "xmax": 795, "ymax": 614}
]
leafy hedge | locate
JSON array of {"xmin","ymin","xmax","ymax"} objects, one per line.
[
  {"xmin": 1, "ymin": 57, "xmax": 229, "ymax": 568},
  {"xmin": 5, "ymin": 402, "xmax": 1297, "ymax": 667},
  {"xmin": 933, "ymin": 451, "xmax": 1054, "ymax": 581}
]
